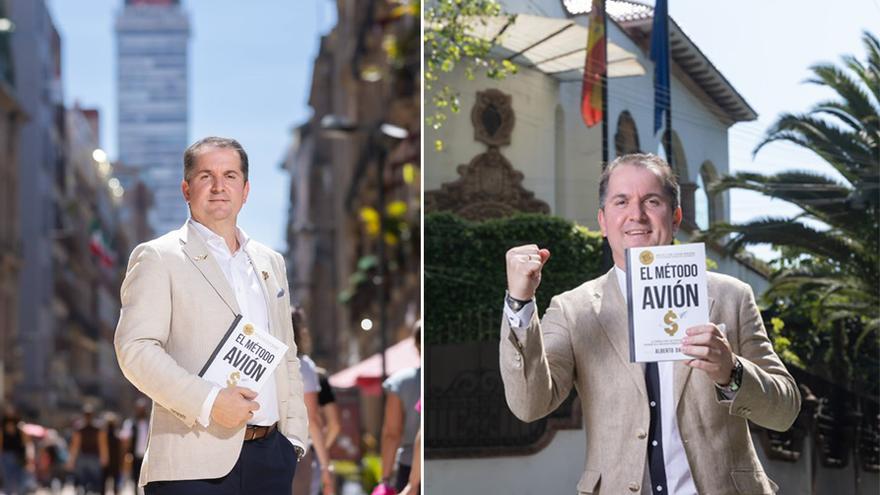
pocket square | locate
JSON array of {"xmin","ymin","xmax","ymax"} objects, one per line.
[{"xmin": 276, "ymin": 288, "xmax": 286, "ymax": 298}]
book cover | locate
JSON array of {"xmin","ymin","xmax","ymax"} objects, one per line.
[
  {"xmin": 625, "ymin": 242, "xmax": 709, "ymax": 362},
  {"xmin": 199, "ymin": 315, "xmax": 289, "ymax": 392}
]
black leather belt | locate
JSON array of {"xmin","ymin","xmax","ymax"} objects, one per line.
[{"xmin": 244, "ymin": 423, "xmax": 277, "ymax": 441}]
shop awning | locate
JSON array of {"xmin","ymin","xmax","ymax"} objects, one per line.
[{"xmin": 329, "ymin": 338, "xmax": 420, "ymax": 394}]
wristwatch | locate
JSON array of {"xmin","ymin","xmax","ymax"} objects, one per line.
[
  {"xmin": 725, "ymin": 358, "xmax": 744, "ymax": 392},
  {"xmin": 505, "ymin": 293, "xmax": 531, "ymax": 312}
]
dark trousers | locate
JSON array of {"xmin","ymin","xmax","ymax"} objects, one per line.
[
  {"xmin": 394, "ymin": 463, "xmax": 412, "ymax": 493},
  {"xmin": 131, "ymin": 456, "xmax": 144, "ymax": 487},
  {"xmin": 144, "ymin": 429, "xmax": 298, "ymax": 495}
]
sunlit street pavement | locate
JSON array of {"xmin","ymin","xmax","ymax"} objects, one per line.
[{"xmin": 24, "ymin": 481, "xmax": 137, "ymax": 495}]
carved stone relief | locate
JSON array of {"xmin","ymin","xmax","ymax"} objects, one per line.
[{"xmin": 426, "ymin": 88, "xmax": 550, "ymax": 221}]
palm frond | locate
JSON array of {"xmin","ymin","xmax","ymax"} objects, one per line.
[
  {"xmin": 755, "ymin": 114, "xmax": 876, "ymax": 179},
  {"xmin": 699, "ymin": 218, "xmax": 864, "ymax": 261},
  {"xmin": 812, "ymin": 99, "xmax": 870, "ymax": 134},
  {"xmin": 859, "ymin": 31, "xmax": 880, "ymax": 103},
  {"xmin": 707, "ymin": 172, "xmax": 875, "ymax": 236},
  {"xmin": 807, "ymin": 63, "xmax": 878, "ymax": 129}
]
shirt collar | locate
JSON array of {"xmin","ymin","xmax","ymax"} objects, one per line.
[{"xmin": 188, "ymin": 218, "xmax": 250, "ymax": 255}]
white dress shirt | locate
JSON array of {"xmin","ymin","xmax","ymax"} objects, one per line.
[
  {"xmin": 188, "ymin": 219, "xmax": 302, "ymax": 451},
  {"xmin": 503, "ymin": 267, "xmax": 699, "ymax": 494}
]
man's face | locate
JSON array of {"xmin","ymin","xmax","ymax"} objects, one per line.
[
  {"xmin": 597, "ymin": 164, "xmax": 682, "ymax": 269},
  {"xmin": 181, "ymin": 146, "xmax": 249, "ymax": 225}
]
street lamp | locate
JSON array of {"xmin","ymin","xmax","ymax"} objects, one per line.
[{"xmin": 321, "ymin": 114, "xmax": 409, "ymax": 382}]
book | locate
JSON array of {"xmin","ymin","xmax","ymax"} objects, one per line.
[
  {"xmin": 625, "ymin": 242, "xmax": 709, "ymax": 363},
  {"xmin": 199, "ymin": 315, "xmax": 289, "ymax": 392}
]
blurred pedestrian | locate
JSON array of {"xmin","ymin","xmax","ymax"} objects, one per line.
[
  {"xmin": 397, "ymin": 400, "xmax": 420, "ymax": 495},
  {"xmin": 66, "ymin": 405, "xmax": 108, "ymax": 495},
  {"xmin": 378, "ymin": 321, "xmax": 421, "ymax": 493},
  {"xmin": 36, "ymin": 428, "xmax": 67, "ymax": 493},
  {"xmin": 1, "ymin": 405, "xmax": 34, "ymax": 495},
  {"xmin": 119, "ymin": 397, "xmax": 149, "ymax": 493},
  {"xmin": 102, "ymin": 413, "xmax": 123, "ymax": 495},
  {"xmin": 316, "ymin": 371, "xmax": 341, "ymax": 452},
  {"xmin": 291, "ymin": 307, "xmax": 335, "ymax": 495}
]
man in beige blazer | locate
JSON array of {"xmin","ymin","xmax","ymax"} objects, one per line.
[
  {"xmin": 115, "ymin": 137, "xmax": 308, "ymax": 494},
  {"xmin": 501, "ymin": 153, "xmax": 801, "ymax": 494}
]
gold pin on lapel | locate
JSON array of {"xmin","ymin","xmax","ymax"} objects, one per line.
[
  {"xmin": 261, "ymin": 271, "xmax": 269, "ymax": 281},
  {"xmin": 193, "ymin": 254, "xmax": 208, "ymax": 261}
]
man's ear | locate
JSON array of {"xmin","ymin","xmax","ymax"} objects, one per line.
[
  {"xmin": 181, "ymin": 179, "xmax": 190, "ymax": 203},
  {"xmin": 597, "ymin": 208, "xmax": 608, "ymax": 237},
  {"xmin": 672, "ymin": 206, "xmax": 682, "ymax": 232},
  {"xmin": 242, "ymin": 180, "xmax": 250, "ymax": 204}
]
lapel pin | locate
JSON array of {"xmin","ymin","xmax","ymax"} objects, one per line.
[
  {"xmin": 262, "ymin": 271, "xmax": 269, "ymax": 281},
  {"xmin": 193, "ymin": 254, "xmax": 208, "ymax": 261}
]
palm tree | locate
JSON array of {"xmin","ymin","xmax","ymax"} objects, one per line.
[{"xmin": 696, "ymin": 31, "xmax": 879, "ymax": 389}]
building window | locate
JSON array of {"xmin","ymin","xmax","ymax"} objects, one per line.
[
  {"xmin": 614, "ymin": 111, "xmax": 641, "ymax": 157},
  {"xmin": 697, "ymin": 161, "xmax": 721, "ymax": 229},
  {"xmin": 658, "ymin": 131, "xmax": 696, "ymax": 230},
  {"xmin": 695, "ymin": 172, "xmax": 709, "ymax": 230}
]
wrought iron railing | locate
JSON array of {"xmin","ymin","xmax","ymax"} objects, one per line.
[{"xmin": 426, "ymin": 341, "xmax": 580, "ymax": 458}]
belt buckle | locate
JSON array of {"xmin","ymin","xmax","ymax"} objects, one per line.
[
  {"xmin": 244, "ymin": 423, "xmax": 276, "ymax": 442},
  {"xmin": 245, "ymin": 425, "xmax": 259, "ymax": 442}
]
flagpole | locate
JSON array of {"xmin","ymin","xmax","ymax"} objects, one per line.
[
  {"xmin": 601, "ymin": 0, "xmax": 608, "ymax": 167},
  {"xmin": 664, "ymin": 35, "xmax": 673, "ymax": 173}
]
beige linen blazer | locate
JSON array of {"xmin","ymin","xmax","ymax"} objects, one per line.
[
  {"xmin": 114, "ymin": 223, "xmax": 308, "ymax": 486},
  {"xmin": 500, "ymin": 268, "xmax": 801, "ymax": 495}
]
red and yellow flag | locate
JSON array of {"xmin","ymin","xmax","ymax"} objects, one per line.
[{"xmin": 581, "ymin": 0, "xmax": 606, "ymax": 127}]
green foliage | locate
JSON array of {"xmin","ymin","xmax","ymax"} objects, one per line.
[
  {"xmin": 425, "ymin": 212, "xmax": 604, "ymax": 344},
  {"xmin": 763, "ymin": 294, "xmax": 878, "ymax": 398},
  {"xmin": 424, "ymin": 0, "xmax": 518, "ymax": 131},
  {"xmin": 695, "ymin": 31, "xmax": 880, "ymax": 394}
]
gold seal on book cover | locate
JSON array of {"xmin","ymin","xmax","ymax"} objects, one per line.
[{"xmin": 640, "ymin": 250, "xmax": 654, "ymax": 265}]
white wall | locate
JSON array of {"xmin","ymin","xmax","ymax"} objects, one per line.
[
  {"xmin": 425, "ymin": 428, "xmax": 878, "ymax": 494},
  {"xmin": 606, "ymin": 19, "xmax": 732, "ymax": 225},
  {"xmin": 426, "ymin": 62, "xmax": 584, "ymax": 217},
  {"xmin": 425, "ymin": 60, "xmax": 604, "ymax": 227},
  {"xmin": 425, "ymin": 429, "xmax": 586, "ymax": 494},
  {"xmin": 427, "ymin": 18, "xmax": 735, "ymax": 228}
]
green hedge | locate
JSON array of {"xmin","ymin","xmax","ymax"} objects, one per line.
[{"xmin": 425, "ymin": 212, "xmax": 605, "ymax": 344}]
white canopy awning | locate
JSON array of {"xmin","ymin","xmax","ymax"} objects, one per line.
[{"xmin": 466, "ymin": 14, "xmax": 645, "ymax": 80}]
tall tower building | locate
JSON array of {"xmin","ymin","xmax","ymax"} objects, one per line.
[{"xmin": 115, "ymin": 0, "xmax": 189, "ymax": 234}]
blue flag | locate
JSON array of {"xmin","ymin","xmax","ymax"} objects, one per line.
[{"xmin": 650, "ymin": 0, "xmax": 669, "ymax": 135}]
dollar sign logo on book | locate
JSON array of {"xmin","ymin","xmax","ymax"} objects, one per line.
[
  {"xmin": 227, "ymin": 371, "xmax": 241, "ymax": 387},
  {"xmin": 664, "ymin": 309, "xmax": 679, "ymax": 336}
]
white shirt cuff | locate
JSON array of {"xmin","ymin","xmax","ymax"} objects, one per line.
[
  {"xmin": 197, "ymin": 386, "xmax": 222, "ymax": 427},
  {"xmin": 285, "ymin": 435, "xmax": 307, "ymax": 459},
  {"xmin": 502, "ymin": 295, "xmax": 535, "ymax": 329}
]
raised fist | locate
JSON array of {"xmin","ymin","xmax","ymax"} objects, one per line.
[{"xmin": 505, "ymin": 244, "xmax": 551, "ymax": 301}]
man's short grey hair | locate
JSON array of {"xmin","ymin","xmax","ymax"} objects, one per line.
[
  {"xmin": 183, "ymin": 136, "xmax": 249, "ymax": 182},
  {"xmin": 598, "ymin": 153, "xmax": 680, "ymax": 210}
]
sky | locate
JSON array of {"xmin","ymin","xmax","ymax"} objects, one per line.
[
  {"xmin": 47, "ymin": 0, "xmax": 337, "ymax": 252},
  {"xmin": 667, "ymin": 0, "xmax": 880, "ymax": 258},
  {"xmin": 47, "ymin": 0, "xmax": 880, "ymax": 258}
]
